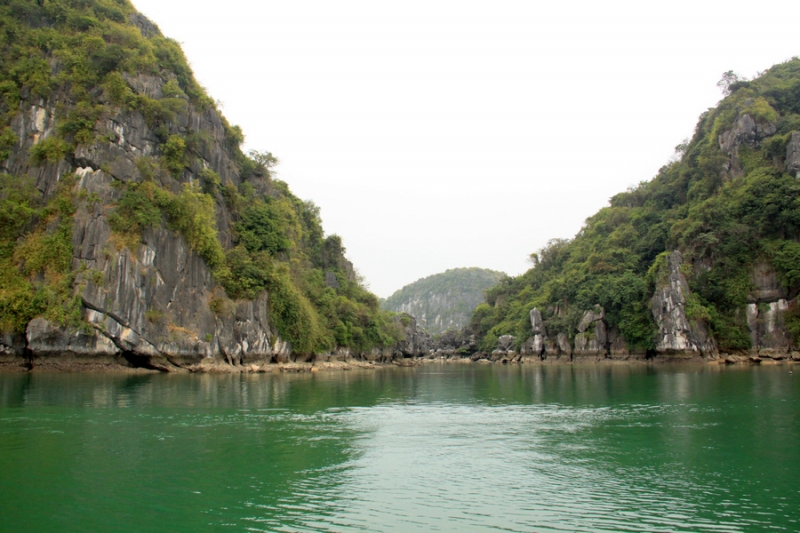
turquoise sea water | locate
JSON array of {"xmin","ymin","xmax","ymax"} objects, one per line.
[{"xmin": 0, "ymin": 363, "xmax": 798, "ymax": 532}]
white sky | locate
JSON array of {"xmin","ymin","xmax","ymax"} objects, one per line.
[{"xmin": 132, "ymin": 0, "xmax": 799, "ymax": 297}]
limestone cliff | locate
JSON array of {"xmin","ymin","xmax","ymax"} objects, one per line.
[
  {"xmin": 0, "ymin": 0, "xmax": 404, "ymax": 370},
  {"xmin": 382, "ymin": 267, "xmax": 505, "ymax": 336},
  {"xmin": 469, "ymin": 60, "xmax": 800, "ymax": 362},
  {"xmin": 650, "ymin": 251, "xmax": 717, "ymax": 357}
]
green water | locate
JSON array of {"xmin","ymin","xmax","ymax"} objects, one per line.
[{"xmin": 0, "ymin": 363, "xmax": 798, "ymax": 532}]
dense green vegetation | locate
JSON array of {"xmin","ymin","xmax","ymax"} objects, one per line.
[
  {"xmin": 0, "ymin": 0, "xmax": 401, "ymax": 354},
  {"xmin": 0, "ymin": 172, "xmax": 81, "ymax": 332},
  {"xmin": 471, "ymin": 60, "xmax": 800, "ymax": 353},
  {"xmin": 382, "ymin": 267, "xmax": 505, "ymax": 336}
]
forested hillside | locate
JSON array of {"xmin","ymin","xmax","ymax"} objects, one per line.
[
  {"xmin": 471, "ymin": 61, "xmax": 800, "ymax": 360},
  {"xmin": 0, "ymin": 0, "xmax": 401, "ymax": 369},
  {"xmin": 382, "ymin": 268, "xmax": 505, "ymax": 335}
]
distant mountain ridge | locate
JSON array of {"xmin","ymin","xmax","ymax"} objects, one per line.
[{"xmin": 382, "ymin": 268, "xmax": 505, "ymax": 335}]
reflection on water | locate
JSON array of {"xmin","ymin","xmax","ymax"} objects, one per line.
[{"xmin": 0, "ymin": 364, "xmax": 798, "ymax": 532}]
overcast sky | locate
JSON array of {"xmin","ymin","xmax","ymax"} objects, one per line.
[{"xmin": 133, "ymin": 0, "xmax": 799, "ymax": 298}]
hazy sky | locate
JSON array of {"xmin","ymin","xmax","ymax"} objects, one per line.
[{"xmin": 133, "ymin": 0, "xmax": 799, "ymax": 297}]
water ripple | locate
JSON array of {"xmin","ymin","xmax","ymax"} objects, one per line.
[
  {"xmin": 247, "ymin": 401, "xmax": 778, "ymax": 533},
  {"xmin": 2, "ymin": 365, "xmax": 798, "ymax": 532}
]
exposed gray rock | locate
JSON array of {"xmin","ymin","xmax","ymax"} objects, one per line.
[
  {"xmin": 557, "ymin": 333, "xmax": 572, "ymax": 358},
  {"xmin": 544, "ymin": 338, "xmax": 559, "ymax": 358},
  {"xmin": 719, "ymin": 112, "xmax": 777, "ymax": 154},
  {"xmin": 497, "ymin": 335, "xmax": 516, "ymax": 352},
  {"xmin": 746, "ymin": 303, "xmax": 759, "ymax": 347},
  {"xmin": 435, "ymin": 329, "xmax": 475, "ymax": 355},
  {"xmin": 1, "ymin": 69, "xmax": 288, "ymax": 370},
  {"xmin": 746, "ymin": 300, "xmax": 792, "ymax": 356},
  {"xmin": 786, "ymin": 131, "xmax": 800, "ymax": 178},
  {"xmin": 124, "ymin": 73, "xmax": 165, "ymax": 100},
  {"xmin": 73, "ymin": 120, "xmax": 153, "ymax": 182},
  {"xmin": 0, "ymin": 333, "xmax": 26, "ymax": 358},
  {"xmin": 573, "ymin": 305, "xmax": 608, "ymax": 358},
  {"xmin": 607, "ymin": 329, "xmax": 629, "ymax": 359},
  {"xmin": 577, "ymin": 305, "xmax": 605, "ymax": 333},
  {"xmin": 719, "ymin": 112, "xmax": 777, "ymax": 179},
  {"xmin": 4, "ymin": 100, "xmax": 71, "ymax": 199},
  {"xmin": 215, "ymin": 293, "xmax": 275, "ymax": 365},
  {"xmin": 607, "ymin": 329, "xmax": 647, "ymax": 360},
  {"xmin": 523, "ymin": 308, "xmax": 547, "ymax": 358},
  {"xmin": 324, "ymin": 271, "xmax": 340, "ymax": 289},
  {"xmin": 651, "ymin": 251, "xmax": 718, "ymax": 356},
  {"xmin": 363, "ymin": 347, "xmax": 394, "ymax": 363},
  {"xmin": 574, "ymin": 322, "xmax": 606, "ymax": 356},
  {"xmin": 760, "ymin": 299, "xmax": 791, "ymax": 357},
  {"xmin": 391, "ymin": 313, "xmax": 433, "ymax": 357},
  {"xmin": 749, "ymin": 262, "xmax": 787, "ymax": 303},
  {"xmin": 521, "ymin": 335, "xmax": 544, "ymax": 357},
  {"xmin": 129, "ymin": 13, "xmax": 161, "ymax": 38},
  {"xmin": 744, "ymin": 262, "xmax": 794, "ymax": 355},
  {"xmin": 26, "ymin": 317, "xmax": 120, "ymax": 360},
  {"xmin": 382, "ymin": 268, "xmax": 505, "ymax": 336},
  {"xmin": 76, "ymin": 214, "xmax": 225, "ymax": 367},
  {"xmin": 530, "ymin": 308, "xmax": 545, "ymax": 335},
  {"xmin": 327, "ymin": 347, "xmax": 349, "ymax": 362}
]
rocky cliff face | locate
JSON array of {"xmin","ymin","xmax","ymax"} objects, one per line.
[
  {"xmin": 0, "ymin": 68, "xmax": 281, "ymax": 370},
  {"xmin": 395, "ymin": 292, "xmax": 467, "ymax": 335},
  {"xmin": 476, "ymin": 248, "xmax": 798, "ymax": 364},
  {"xmin": 786, "ymin": 131, "xmax": 800, "ymax": 179},
  {"xmin": 391, "ymin": 314, "xmax": 433, "ymax": 357},
  {"xmin": 745, "ymin": 262, "xmax": 794, "ymax": 359},
  {"xmin": 719, "ymin": 111, "xmax": 777, "ymax": 179},
  {"xmin": 0, "ymin": 5, "xmax": 406, "ymax": 371},
  {"xmin": 467, "ymin": 61, "xmax": 800, "ymax": 363},
  {"xmin": 650, "ymin": 251, "xmax": 717, "ymax": 357},
  {"xmin": 382, "ymin": 267, "xmax": 505, "ymax": 336},
  {"xmin": 510, "ymin": 303, "xmax": 645, "ymax": 363}
]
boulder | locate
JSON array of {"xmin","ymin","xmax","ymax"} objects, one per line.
[{"xmin": 497, "ymin": 335, "xmax": 516, "ymax": 352}]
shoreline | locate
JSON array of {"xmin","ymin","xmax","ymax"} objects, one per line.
[{"xmin": 1, "ymin": 352, "xmax": 797, "ymax": 374}]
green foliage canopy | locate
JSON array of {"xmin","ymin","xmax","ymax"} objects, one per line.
[{"xmin": 471, "ymin": 59, "xmax": 800, "ymax": 353}]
